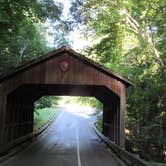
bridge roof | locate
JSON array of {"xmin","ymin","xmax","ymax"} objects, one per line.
[{"xmin": 0, "ymin": 46, "xmax": 133, "ymax": 87}]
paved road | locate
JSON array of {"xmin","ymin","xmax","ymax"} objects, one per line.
[{"xmin": 2, "ymin": 108, "xmax": 120, "ymax": 166}]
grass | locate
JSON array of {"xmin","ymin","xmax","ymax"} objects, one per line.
[
  {"xmin": 33, "ymin": 107, "xmax": 60, "ymax": 131},
  {"xmin": 96, "ymin": 117, "xmax": 103, "ymax": 132}
]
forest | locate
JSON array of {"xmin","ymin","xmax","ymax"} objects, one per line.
[{"xmin": 0, "ymin": 0, "xmax": 165, "ymax": 163}]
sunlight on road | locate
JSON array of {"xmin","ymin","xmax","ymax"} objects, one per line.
[
  {"xmin": 65, "ymin": 104, "xmax": 95, "ymax": 119},
  {"xmin": 58, "ymin": 98, "xmax": 95, "ymax": 119}
]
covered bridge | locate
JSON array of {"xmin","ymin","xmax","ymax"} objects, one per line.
[{"xmin": 0, "ymin": 46, "xmax": 132, "ymax": 151}]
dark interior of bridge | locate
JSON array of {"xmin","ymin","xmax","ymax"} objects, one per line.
[{"xmin": 5, "ymin": 84, "xmax": 120, "ymax": 145}]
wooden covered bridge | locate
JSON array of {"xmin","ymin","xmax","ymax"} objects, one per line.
[{"xmin": 0, "ymin": 46, "xmax": 132, "ymax": 152}]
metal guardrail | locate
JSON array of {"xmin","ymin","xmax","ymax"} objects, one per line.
[{"xmin": 93, "ymin": 123, "xmax": 149, "ymax": 166}]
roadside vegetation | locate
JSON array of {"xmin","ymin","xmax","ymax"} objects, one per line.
[
  {"xmin": 33, "ymin": 96, "xmax": 61, "ymax": 130},
  {"xmin": 62, "ymin": 96, "xmax": 103, "ymax": 110},
  {"xmin": 96, "ymin": 116, "xmax": 103, "ymax": 133},
  {"xmin": 34, "ymin": 108, "xmax": 60, "ymax": 131}
]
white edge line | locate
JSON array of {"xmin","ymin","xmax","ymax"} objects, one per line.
[{"xmin": 76, "ymin": 128, "xmax": 82, "ymax": 166}]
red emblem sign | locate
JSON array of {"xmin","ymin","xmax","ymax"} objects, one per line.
[{"xmin": 59, "ymin": 60, "xmax": 70, "ymax": 72}]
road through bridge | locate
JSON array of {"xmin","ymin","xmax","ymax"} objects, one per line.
[{"xmin": 2, "ymin": 108, "xmax": 121, "ymax": 166}]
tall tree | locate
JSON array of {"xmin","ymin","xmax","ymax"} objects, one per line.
[
  {"xmin": 70, "ymin": 0, "xmax": 166, "ymax": 162},
  {"xmin": 0, "ymin": 0, "xmax": 70, "ymax": 75}
]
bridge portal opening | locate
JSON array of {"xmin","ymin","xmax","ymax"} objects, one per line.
[
  {"xmin": 34, "ymin": 96, "xmax": 103, "ymax": 131},
  {"xmin": 5, "ymin": 84, "xmax": 120, "ymax": 145}
]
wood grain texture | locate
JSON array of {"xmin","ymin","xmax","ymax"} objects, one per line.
[{"xmin": 3, "ymin": 53, "xmax": 125, "ymax": 97}]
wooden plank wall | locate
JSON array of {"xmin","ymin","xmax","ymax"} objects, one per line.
[
  {"xmin": 3, "ymin": 53, "xmax": 123, "ymax": 97},
  {"xmin": 4, "ymin": 95, "xmax": 34, "ymax": 143}
]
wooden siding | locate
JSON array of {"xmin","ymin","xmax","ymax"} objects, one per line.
[{"xmin": 3, "ymin": 53, "xmax": 124, "ymax": 97}]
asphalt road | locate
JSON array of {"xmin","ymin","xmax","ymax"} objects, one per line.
[{"xmin": 2, "ymin": 107, "xmax": 120, "ymax": 166}]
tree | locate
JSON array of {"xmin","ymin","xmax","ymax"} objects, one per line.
[
  {"xmin": 0, "ymin": 0, "xmax": 70, "ymax": 75},
  {"xmin": 70, "ymin": 0, "xmax": 166, "ymax": 162}
]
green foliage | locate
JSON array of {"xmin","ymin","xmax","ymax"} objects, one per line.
[
  {"xmin": 35, "ymin": 96, "xmax": 52, "ymax": 110},
  {"xmin": 35, "ymin": 96, "xmax": 60, "ymax": 110},
  {"xmin": 65, "ymin": 97, "xmax": 103, "ymax": 110},
  {"xmin": 0, "ymin": 0, "xmax": 70, "ymax": 76},
  {"xmin": 70, "ymin": 0, "xmax": 166, "ymax": 162},
  {"xmin": 96, "ymin": 115, "xmax": 103, "ymax": 132},
  {"xmin": 34, "ymin": 108, "xmax": 60, "ymax": 130}
]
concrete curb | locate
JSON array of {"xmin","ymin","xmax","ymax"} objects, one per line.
[
  {"xmin": 93, "ymin": 122, "xmax": 149, "ymax": 166},
  {"xmin": 0, "ymin": 110, "xmax": 61, "ymax": 163}
]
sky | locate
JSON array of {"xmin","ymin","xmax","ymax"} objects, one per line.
[{"xmin": 45, "ymin": 0, "xmax": 92, "ymax": 50}]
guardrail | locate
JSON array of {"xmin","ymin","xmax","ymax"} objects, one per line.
[{"xmin": 93, "ymin": 124, "xmax": 149, "ymax": 166}]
